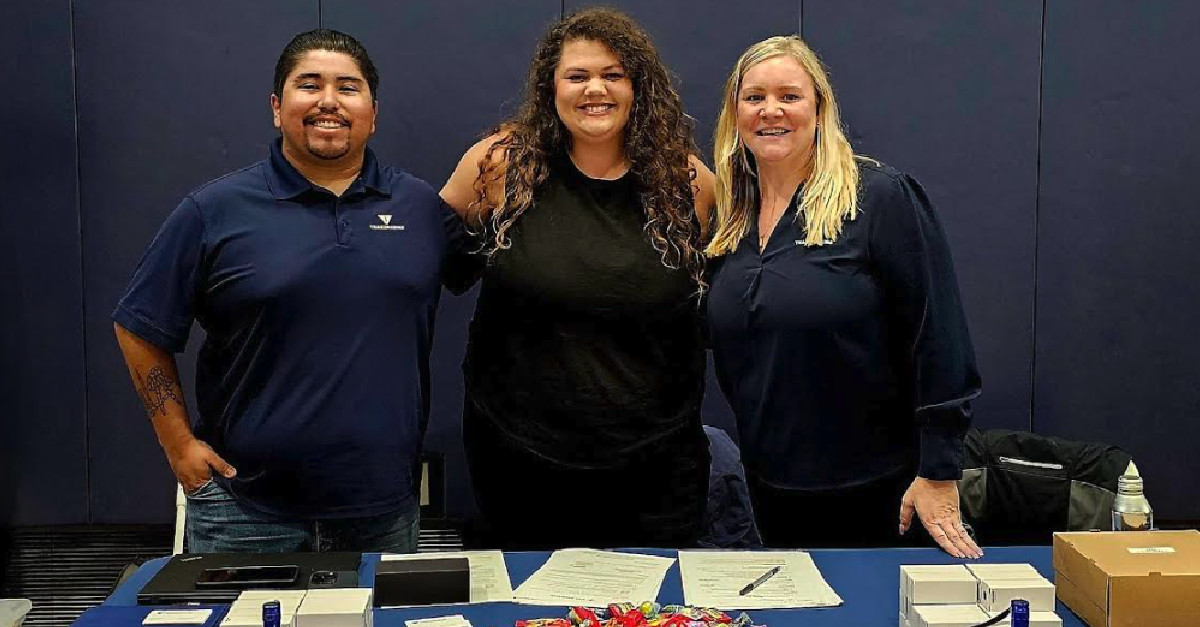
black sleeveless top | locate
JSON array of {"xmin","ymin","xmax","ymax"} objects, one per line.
[{"xmin": 463, "ymin": 153, "xmax": 706, "ymax": 468}]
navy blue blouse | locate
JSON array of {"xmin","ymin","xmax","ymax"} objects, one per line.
[{"xmin": 707, "ymin": 161, "xmax": 981, "ymax": 489}]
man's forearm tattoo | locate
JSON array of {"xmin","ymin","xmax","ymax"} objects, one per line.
[{"xmin": 136, "ymin": 366, "xmax": 183, "ymax": 417}]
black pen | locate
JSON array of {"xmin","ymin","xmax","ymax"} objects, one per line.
[{"xmin": 738, "ymin": 565, "xmax": 782, "ymax": 596}]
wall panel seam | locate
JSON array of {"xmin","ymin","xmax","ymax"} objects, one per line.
[
  {"xmin": 68, "ymin": 0, "xmax": 92, "ymax": 523},
  {"xmin": 1029, "ymin": 0, "xmax": 1048, "ymax": 434}
]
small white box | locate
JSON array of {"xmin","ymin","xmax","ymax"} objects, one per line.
[
  {"xmin": 977, "ymin": 578, "xmax": 1056, "ymax": 613},
  {"xmin": 965, "ymin": 563, "xmax": 1042, "ymax": 580},
  {"xmin": 222, "ymin": 612, "xmax": 296, "ymax": 627},
  {"xmin": 911, "ymin": 604, "xmax": 990, "ymax": 627},
  {"xmin": 295, "ymin": 589, "xmax": 373, "ymax": 627},
  {"xmin": 222, "ymin": 609, "xmax": 295, "ymax": 627},
  {"xmin": 234, "ymin": 590, "xmax": 308, "ymax": 603},
  {"xmin": 984, "ymin": 610, "xmax": 1064, "ymax": 626},
  {"xmin": 223, "ymin": 590, "xmax": 309, "ymax": 627},
  {"xmin": 901, "ymin": 565, "xmax": 979, "ymax": 617}
]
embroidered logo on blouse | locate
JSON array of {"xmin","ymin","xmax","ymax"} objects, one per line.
[
  {"xmin": 370, "ymin": 214, "xmax": 405, "ymax": 231},
  {"xmin": 796, "ymin": 238, "xmax": 835, "ymax": 246}
]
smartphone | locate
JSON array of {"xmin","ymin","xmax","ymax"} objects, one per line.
[{"xmin": 195, "ymin": 565, "xmax": 300, "ymax": 588}]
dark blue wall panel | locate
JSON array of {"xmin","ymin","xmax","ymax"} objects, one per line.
[
  {"xmin": 75, "ymin": 1, "xmax": 319, "ymax": 522},
  {"xmin": 804, "ymin": 0, "xmax": 1043, "ymax": 432},
  {"xmin": 1035, "ymin": 1, "xmax": 1200, "ymax": 519},
  {"xmin": 322, "ymin": 0, "xmax": 562, "ymax": 517},
  {"xmin": 0, "ymin": 0, "xmax": 88, "ymax": 525}
]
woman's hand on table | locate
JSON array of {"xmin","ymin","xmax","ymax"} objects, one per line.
[{"xmin": 899, "ymin": 477, "xmax": 983, "ymax": 559}]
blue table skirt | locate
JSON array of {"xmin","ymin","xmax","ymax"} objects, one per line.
[{"xmin": 85, "ymin": 547, "xmax": 1085, "ymax": 627}]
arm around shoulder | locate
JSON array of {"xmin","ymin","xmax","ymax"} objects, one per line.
[{"xmin": 439, "ymin": 132, "xmax": 511, "ymax": 221}]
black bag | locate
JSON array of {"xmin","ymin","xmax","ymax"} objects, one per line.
[{"xmin": 958, "ymin": 428, "xmax": 1133, "ymax": 545}]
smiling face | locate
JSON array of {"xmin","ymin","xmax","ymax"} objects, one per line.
[
  {"xmin": 736, "ymin": 55, "xmax": 819, "ymax": 171},
  {"xmin": 271, "ymin": 49, "xmax": 377, "ymax": 168},
  {"xmin": 553, "ymin": 39, "xmax": 634, "ymax": 148}
]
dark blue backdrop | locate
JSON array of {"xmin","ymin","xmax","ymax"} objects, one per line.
[{"xmin": 2, "ymin": 0, "xmax": 1197, "ymax": 526}]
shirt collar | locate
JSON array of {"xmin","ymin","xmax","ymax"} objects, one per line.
[{"xmin": 265, "ymin": 137, "xmax": 391, "ymax": 200}]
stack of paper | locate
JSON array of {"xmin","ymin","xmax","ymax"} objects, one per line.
[
  {"xmin": 513, "ymin": 549, "xmax": 675, "ymax": 607},
  {"xmin": 677, "ymin": 551, "xmax": 842, "ymax": 610},
  {"xmin": 142, "ymin": 609, "xmax": 213, "ymax": 625},
  {"xmin": 404, "ymin": 615, "xmax": 474, "ymax": 627}
]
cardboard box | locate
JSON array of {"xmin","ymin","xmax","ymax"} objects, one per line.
[{"xmin": 1053, "ymin": 530, "xmax": 1200, "ymax": 627}]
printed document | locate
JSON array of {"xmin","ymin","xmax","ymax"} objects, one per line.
[
  {"xmin": 513, "ymin": 549, "xmax": 675, "ymax": 607},
  {"xmin": 404, "ymin": 615, "xmax": 473, "ymax": 627},
  {"xmin": 677, "ymin": 551, "xmax": 843, "ymax": 610}
]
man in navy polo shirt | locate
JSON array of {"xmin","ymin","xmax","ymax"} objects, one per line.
[{"xmin": 113, "ymin": 30, "xmax": 468, "ymax": 552}]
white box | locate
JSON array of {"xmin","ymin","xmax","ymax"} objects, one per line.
[
  {"xmin": 984, "ymin": 610, "xmax": 1063, "ymax": 626},
  {"xmin": 977, "ymin": 578, "xmax": 1056, "ymax": 613},
  {"xmin": 911, "ymin": 604, "xmax": 990, "ymax": 627},
  {"xmin": 965, "ymin": 563, "xmax": 1042, "ymax": 580},
  {"xmin": 900, "ymin": 565, "xmax": 979, "ymax": 618},
  {"xmin": 222, "ymin": 611, "xmax": 295, "ymax": 627},
  {"xmin": 222, "ymin": 590, "xmax": 309, "ymax": 627},
  {"xmin": 295, "ymin": 589, "xmax": 373, "ymax": 627}
]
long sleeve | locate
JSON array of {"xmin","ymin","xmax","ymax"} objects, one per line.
[{"xmin": 869, "ymin": 172, "xmax": 982, "ymax": 481}]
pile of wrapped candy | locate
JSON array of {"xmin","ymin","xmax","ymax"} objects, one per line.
[{"xmin": 516, "ymin": 602, "xmax": 759, "ymax": 627}]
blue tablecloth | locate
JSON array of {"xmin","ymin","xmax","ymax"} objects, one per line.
[{"xmin": 80, "ymin": 547, "xmax": 1086, "ymax": 627}]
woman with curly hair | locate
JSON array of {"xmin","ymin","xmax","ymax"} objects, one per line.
[
  {"xmin": 706, "ymin": 36, "xmax": 982, "ymax": 557},
  {"xmin": 440, "ymin": 7, "xmax": 714, "ymax": 549}
]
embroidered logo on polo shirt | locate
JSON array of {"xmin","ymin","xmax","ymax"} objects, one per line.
[{"xmin": 370, "ymin": 214, "xmax": 405, "ymax": 231}]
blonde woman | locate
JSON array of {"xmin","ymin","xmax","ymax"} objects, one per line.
[{"xmin": 706, "ymin": 36, "xmax": 983, "ymax": 558}]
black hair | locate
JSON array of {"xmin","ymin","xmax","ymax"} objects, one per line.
[{"xmin": 273, "ymin": 29, "xmax": 379, "ymax": 99}]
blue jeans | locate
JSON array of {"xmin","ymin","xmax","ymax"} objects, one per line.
[{"xmin": 185, "ymin": 480, "xmax": 419, "ymax": 553}]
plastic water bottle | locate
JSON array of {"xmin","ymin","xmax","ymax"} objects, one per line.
[
  {"xmin": 262, "ymin": 600, "xmax": 281, "ymax": 627},
  {"xmin": 1010, "ymin": 599, "xmax": 1029, "ymax": 627},
  {"xmin": 1112, "ymin": 475, "xmax": 1153, "ymax": 531}
]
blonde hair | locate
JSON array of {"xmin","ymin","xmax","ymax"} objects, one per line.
[{"xmin": 707, "ymin": 36, "xmax": 863, "ymax": 255}]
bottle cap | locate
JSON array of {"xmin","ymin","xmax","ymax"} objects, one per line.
[{"xmin": 1117, "ymin": 475, "xmax": 1144, "ymax": 495}]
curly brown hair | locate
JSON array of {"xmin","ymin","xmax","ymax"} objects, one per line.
[{"xmin": 471, "ymin": 7, "xmax": 706, "ymax": 291}]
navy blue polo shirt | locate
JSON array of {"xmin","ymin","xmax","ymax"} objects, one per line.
[
  {"xmin": 114, "ymin": 139, "xmax": 464, "ymax": 519},
  {"xmin": 707, "ymin": 161, "xmax": 981, "ymax": 490}
]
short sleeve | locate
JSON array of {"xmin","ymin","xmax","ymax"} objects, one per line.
[
  {"xmin": 868, "ymin": 171, "xmax": 982, "ymax": 481},
  {"xmin": 112, "ymin": 196, "xmax": 206, "ymax": 352}
]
